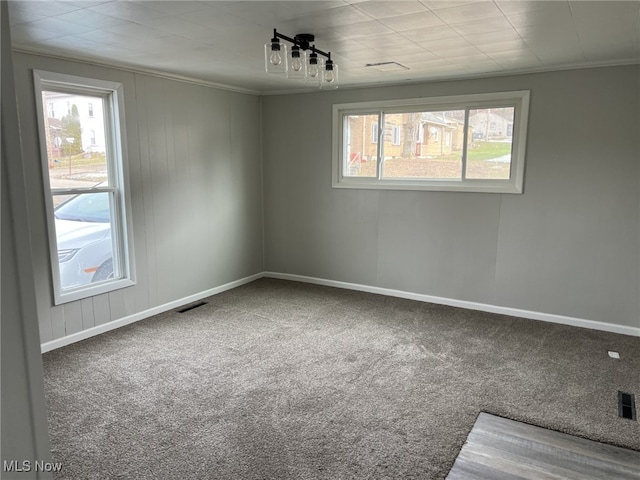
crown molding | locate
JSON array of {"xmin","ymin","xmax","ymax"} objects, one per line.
[{"xmin": 13, "ymin": 47, "xmax": 262, "ymax": 96}]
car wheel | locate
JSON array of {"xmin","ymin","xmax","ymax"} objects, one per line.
[{"xmin": 92, "ymin": 258, "xmax": 113, "ymax": 282}]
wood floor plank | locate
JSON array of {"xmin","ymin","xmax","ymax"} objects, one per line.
[{"xmin": 447, "ymin": 413, "xmax": 640, "ymax": 480}]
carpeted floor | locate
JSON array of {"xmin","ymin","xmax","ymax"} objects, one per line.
[{"xmin": 43, "ymin": 278, "xmax": 640, "ymax": 479}]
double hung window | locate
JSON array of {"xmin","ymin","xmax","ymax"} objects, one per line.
[{"xmin": 34, "ymin": 71, "xmax": 135, "ymax": 304}]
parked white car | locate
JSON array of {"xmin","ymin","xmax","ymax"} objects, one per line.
[{"xmin": 54, "ymin": 192, "xmax": 114, "ymax": 290}]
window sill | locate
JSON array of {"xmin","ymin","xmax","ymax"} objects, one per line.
[{"xmin": 332, "ymin": 178, "xmax": 523, "ymax": 194}]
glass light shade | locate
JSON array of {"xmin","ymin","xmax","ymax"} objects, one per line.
[
  {"xmin": 286, "ymin": 46, "xmax": 307, "ymax": 80},
  {"xmin": 319, "ymin": 62, "xmax": 339, "ymax": 89},
  {"xmin": 306, "ymin": 54, "xmax": 323, "ymax": 87},
  {"xmin": 264, "ymin": 41, "xmax": 288, "ymax": 75}
]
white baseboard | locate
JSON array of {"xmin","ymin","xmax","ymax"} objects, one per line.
[
  {"xmin": 40, "ymin": 273, "xmax": 264, "ymax": 353},
  {"xmin": 263, "ymin": 272, "xmax": 640, "ymax": 338},
  {"xmin": 41, "ymin": 270, "xmax": 640, "ymax": 353}
]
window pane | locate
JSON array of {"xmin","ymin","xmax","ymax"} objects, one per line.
[
  {"xmin": 343, "ymin": 113, "xmax": 378, "ymax": 177},
  {"xmin": 381, "ymin": 110, "xmax": 465, "ymax": 179},
  {"xmin": 53, "ymin": 192, "xmax": 116, "ymax": 291},
  {"xmin": 41, "ymin": 91, "xmax": 109, "ymax": 189},
  {"xmin": 466, "ymin": 107, "xmax": 514, "ymax": 179}
]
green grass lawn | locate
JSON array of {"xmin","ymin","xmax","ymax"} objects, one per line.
[
  {"xmin": 467, "ymin": 141, "xmax": 512, "ymax": 161},
  {"xmin": 52, "ymin": 152, "xmax": 107, "ymax": 169},
  {"xmin": 350, "ymin": 141, "xmax": 512, "ymax": 179}
]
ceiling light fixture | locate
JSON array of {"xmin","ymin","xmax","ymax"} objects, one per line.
[{"xmin": 265, "ymin": 29, "xmax": 338, "ymax": 88}]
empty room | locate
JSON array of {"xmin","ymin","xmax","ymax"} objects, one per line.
[{"xmin": 2, "ymin": 1, "xmax": 639, "ymax": 479}]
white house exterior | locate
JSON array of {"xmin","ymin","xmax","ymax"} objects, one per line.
[{"xmin": 43, "ymin": 91, "xmax": 107, "ymax": 156}]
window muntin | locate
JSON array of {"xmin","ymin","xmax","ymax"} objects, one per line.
[
  {"xmin": 34, "ymin": 71, "xmax": 135, "ymax": 305},
  {"xmin": 332, "ymin": 91, "xmax": 529, "ymax": 193}
]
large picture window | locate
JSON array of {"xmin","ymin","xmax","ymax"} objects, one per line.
[
  {"xmin": 34, "ymin": 71, "xmax": 135, "ymax": 304},
  {"xmin": 333, "ymin": 91, "xmax": 529, "ymax": 193}
]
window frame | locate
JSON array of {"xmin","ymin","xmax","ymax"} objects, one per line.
[
  {"xmin": 33, "ymin": 70, "xmax": 135, "ymax": 305},
  {"xmin": 332, "ymin": 90, "xmax": 530, "ymax": 193}
]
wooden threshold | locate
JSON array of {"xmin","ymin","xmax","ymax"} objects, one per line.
[{"xmin": 447, "ymin": 413, "xmax": 640, "ymax": 480}]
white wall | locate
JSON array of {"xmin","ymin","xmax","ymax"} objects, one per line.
[
  {"xmin": 262, "ymin": 65, "xmax": 640, "ymax": 330},
  {"xmin": 12, "ymin": 52, "xmax": 264, "ymax": 344},
  {"xmin": 1, "ymin": 3, "xmax": 53, "ymax": 476}
]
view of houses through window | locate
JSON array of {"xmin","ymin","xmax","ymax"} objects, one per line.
[
  {"xmin": 42, "ymin": 91, "xmax": 108, "ymax": 205},
  {"xmin": 35, "ymin": 71, "xmax": 134, "ymax": 304},
  {"xmin": 344, "ymin": 107, "xmax": 515, "ymax": 181}
]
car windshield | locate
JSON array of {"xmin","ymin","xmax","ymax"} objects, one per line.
[{"xmin": 54, "ymin": 192, "xmax": 110, "ymax": 223}]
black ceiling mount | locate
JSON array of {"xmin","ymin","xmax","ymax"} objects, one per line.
[
  {"xmin": 294, "ymin": 34, "xmax": 315, "ymax": 51},
  {"xmin": 272, "ymin": 29, "xmax": 331, "ymax": 61}
]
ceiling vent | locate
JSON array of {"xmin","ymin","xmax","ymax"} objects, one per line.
[{"xmin": 365, "ymin": 61, "xmax": 410, "ymax": 72}]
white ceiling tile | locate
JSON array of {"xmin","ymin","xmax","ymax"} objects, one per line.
[
  {"xmin": 432, "ymin": 2, "xmax": 505, "ymax": 23},
  {"xmin": 400, "ymin": 25, "xmax": 461, "ymax": 43},
  {"xmin": 133, "ymin": 15, "xmax": 213, "ymax": 39},
  {"xmin": 330, "ymin": 20, "xmax": 395, "ymax": 39},
  {"xmin": 385, "ymin": 49, "xmax": 439, "ymax": 64},
  {"xmin": 376, "ymin": 42, "xmax": 434, "ymax": 57},
  {"xmin": 573, "ymin": 12, "xmax": 640, "ymax": 45},
  {"xmin": 353, "ymin": 1, "xmax": 429, "ymax": 19},
  {"xmin": 451, "ymin": 16, "xmax": 514, "ymax": 36},
  {"xmin": 494, "ymin": 0, "xmax": 554, "ymax": 16},
  {"xmin": 493, "ymin": 55, "xmax": 543, "ymax": 70},
  {"xmin": 8, "ymin": 9, "xmax": 46, "ymax": 26},
  {"xmin": 58, "ymin": 1, "xmax": 117, "ymax": 7},
  {"xmin": 220, "ymin": 1, "xmax": 346, "ymax": 23},
  {"xmin": 7, "ymin": 0, "xmax": 640, "ymax": 93},
  {"xmin": 73, "ymin": 28, "xmax": 136, "ymax": 47},
  {"xmin": 144, "ymin": 1, "xmax": 213, "ymax": 15},
  {"xmin": 98, "ymin": 24, "xmax": 172, "ymax": 47},
  {"xmin": 464, "ymin": 28, "xmax": 523, "ymax": 45},
  {"xmin": 569, "ymin": 1, "xmax": 640, "ymax": 23},
  {"xmin": 487, "ymin": 48, "xmax": 540, "ymax": 61},
  {"xmin": 379, "ymin": 11, "xmax": 445, "ymax": 32},
  {"xmin": 36, "ymin": 34, "xmax": 107, "ymax": 52},
  {"xmin": 507, "ymin": 2, "xmax": 573, "ymax": 29},
  {"xmin": 400, "ymin": 57, "xmax": 451, "ymax": 69},
  {"xmin": 417, "ymin": 34, "xmax": 472, "ymax": 51},
  {"xmin": 578, "ymin": 26, "xmax": 640, "ymax": 49},
  {"xmin": 10, "ymin": 24, "xmax": 66, "ymax": 44},
  {"xmin": 8, "ymin": 0, "xmax": 83, "ymax": 18},
  {"xmin": 51, "ymin": 9, "xmax": 131, "ymax": 29},
  {"xmin": 429, "ymin": 44, "xmax": 483, "ymax": 58},
  {"xmin": 477, "ymin": 38, "xmax": 528, "ymax": 54},
  {"xmin": 18, "ymin": 17, "xmax": 97, "ymax": 36},
  {"xmin": 87, "ymin": 1, "xmax": 167, "ymax": 22},
  {"xmin": 285, "ymin": 4, "xmax": 374, "ymax": 29},
  {"xmin": 419, "ymin": 1, "xmax": 480, "ymax": 10},
  {"xmin": 445, "ymin": 52, "xmax": 492, "ymax": 64},
  {"xmin": 349, "ymin": 32, "xmax": 416, "ymax": 49}
]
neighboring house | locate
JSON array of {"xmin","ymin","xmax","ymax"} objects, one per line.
[
  {"xmin": 43, "ymin": 92, "xmax": 107, "ymax": 159},
  {"xmin": 468, "ymin": 109, "xmax": 514, "ymax": 140},
  {"xmin": 346, "ymin": 111, "xmax": 469, "ymax": 165},
  {"xmin": 419, "ymin": 112, "xmax": 467, "ymax": 158}
]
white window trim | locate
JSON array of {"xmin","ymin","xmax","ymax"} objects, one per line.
[
  {"xmin": 33, "ymin": 70, "xmax": 136, "ymax": 305},
  {"xmin": 332, "ymin": 90, "xmax": 530, "ymax": 194}
]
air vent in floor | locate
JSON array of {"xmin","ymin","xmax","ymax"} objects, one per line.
[
  {"xmin": 618, "ymin": 391, "xmax": 637, "ymax": 420},
  {"xmin": 177, "ymin": 301, "xmax": 207, "ymax": 313}
]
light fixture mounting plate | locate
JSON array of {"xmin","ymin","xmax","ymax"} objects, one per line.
[{"xmin": 294, "ymin": 33, "xmax": 315, "ymax": 50}]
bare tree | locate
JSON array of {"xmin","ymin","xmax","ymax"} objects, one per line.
[{"xmin": 401, "ymin": 112, "xmax": 420, "ymax": 158}]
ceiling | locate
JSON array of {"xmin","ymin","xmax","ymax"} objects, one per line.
[{"xmin": 8, "ymin": 0, "xmax": 640, "ymax": 94}]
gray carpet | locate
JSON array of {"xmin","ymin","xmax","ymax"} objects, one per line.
[{"xmin": 43, "ymin": 278, "xmax": 640, "ymax": 479}]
